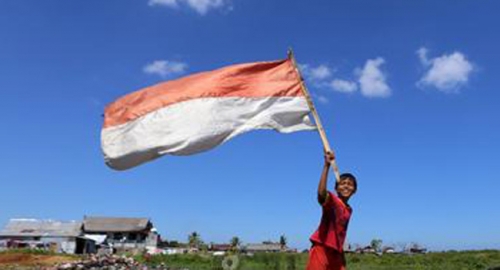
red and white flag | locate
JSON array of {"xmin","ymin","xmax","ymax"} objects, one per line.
[{"xmin": 101, "ymin": 58, "xmax": 316, "ymax": 170}]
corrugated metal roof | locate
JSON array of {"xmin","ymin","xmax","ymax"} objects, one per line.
[
  {"xmin": 0, "ymin": 219, "xmax": 82, "ymax": 237},
  {"xmin": 83, "ymin": 217, "xmax": 150, "ymax": 232}
]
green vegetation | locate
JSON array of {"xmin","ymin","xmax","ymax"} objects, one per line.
[
  {"xmin": 136, "ymin": 253, "xmax": 222, "ymax": 269},
  {"xmin": 2, "ymin": 249, "xmax": 500, "ymax": 269},
  {"xmin": 138, "ymin": 250, "xmax": 500, "ymax": 270},
  {"xmin": 370, "ymin": 238, "xmax": 383, "ymax": 253},
  {"xmin": 346, "ymin": 250, "xmax": 500, "ymax": 270},
  {"xmin": 279, "ymin": 235, "xmax": 287, "ymax": 249},
  {"xmin": 230, "ymin": 236, "xmax": 241, "ymax": 251},
  {"xmin": 188, "ymin": 231, "xmax": 203, "ymax": 248}
]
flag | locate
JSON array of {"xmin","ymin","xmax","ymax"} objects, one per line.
[{"xmin": 101, "ymin": 58, "xmax": 316, "ymax": 170}]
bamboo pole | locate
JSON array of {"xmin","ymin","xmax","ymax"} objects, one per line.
[{"xmin": 287, "ymin": 48, "xmax": 341, "ymax": 183}]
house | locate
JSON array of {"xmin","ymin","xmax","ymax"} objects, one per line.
[
  {"xmin": 82, "ymin": 216, "xmax": 158, "ymax": 253},
  {"xmin": 164, "ymin": 247, "xmax": 189, "ymax": 255},
  {"xmin": 209, "ymin": 243, "xmax": 232, "ymax": 252},
  {"xmin": 0, "ymin": 219, "xmax": 95, "ymax": 254},
  {"xmin": 207, "ymin": 243, "xmax": 232, "ymax": 256},
  {"xmin": 409, "ymin": 247, "xmax": 427, "ymax": 254},
  {"xmin": 383, "ymin": 246, "xmax": 396, "ymax": 254},
  {"xmin": 243, "ymin": 242, "xmax": 282, "ymax": 253},
  {"xmin": 356, "ymin": 245, "xmax": 376, "ymax": 254}
]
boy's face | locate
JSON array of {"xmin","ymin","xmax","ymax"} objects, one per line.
[{"xmin": 336, "ymin": 179, "xmax": 356, "ymax": 199}]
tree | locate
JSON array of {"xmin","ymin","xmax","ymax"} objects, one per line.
[
  {"xmin": 370, "ymin": 238, "xmax": 383, "ymax": 253},
  {"xmin": 230, "ymin": 236, "xmax": 241, "ymax": 251},
  {"xmin": 279, "ymin": 234, "xmax": 288, "ymax": 250},
  {"xmin": 188, "ymin": 231, "xmax": 203, "ymax": 248},
  {"xmin": 168, "ymin": 240, "xmax": 180, "ymax": 248}
]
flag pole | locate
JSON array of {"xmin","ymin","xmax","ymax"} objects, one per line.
[{"xmin": 287, "ymin": 48, "xmax": 341, "ymax": 183}]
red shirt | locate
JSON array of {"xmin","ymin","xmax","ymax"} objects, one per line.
[{"xmin": 310, "ymin": 191, "xmax": 352, "ymax": 252}]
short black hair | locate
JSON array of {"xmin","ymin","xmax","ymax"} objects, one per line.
[{"xmin": 335, "ymin": 173, "xmax": 357, "ymax": 193}]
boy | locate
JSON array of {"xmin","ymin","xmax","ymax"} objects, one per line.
[{"xmin": 306, "ymin": 151, "xmax": 357, "ymax": 270}]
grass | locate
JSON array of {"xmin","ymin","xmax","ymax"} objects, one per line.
[
  {"xmin": 138, "ymin": 250, "xmax": 500, "ymax": 270},
  {"xmin": 346, "ymin": 250, "xmax": 500, "ymax": 270}
]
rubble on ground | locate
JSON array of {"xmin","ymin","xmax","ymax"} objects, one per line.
[{"xmin": 46, "ymin": 254, "xmax": 170, "ymax": 270}]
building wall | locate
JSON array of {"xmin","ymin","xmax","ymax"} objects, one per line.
[
  {"xmin": 86, "ymin": 231, "xmax": 157, "ymax": 252},
  {"xmin": 146, "ymin": 231, "xmax": 158, "ymax": 248},
  {"xmin": 41, "ymin": 237, "xmax": 76, "ymax": 254}
]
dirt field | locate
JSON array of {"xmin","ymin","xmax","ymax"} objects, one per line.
[{"xmin": 0, "ymin": 253, "xmax": 77, "ymax": 266}]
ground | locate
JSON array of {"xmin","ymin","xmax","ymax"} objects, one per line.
[
  {"xmin": 0, "ymin": 252, "xmax": 77, "ymax": 267},
  {"xmin": 2, "ymin": 250, "xmax": 500, "ymax": 269}
]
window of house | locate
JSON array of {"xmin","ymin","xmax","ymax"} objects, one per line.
[
  {"xmin": 113, "ymin": 233, "xmax": 123, "ymax": 241},
  {"xmin": 128, "ymin": 233, "xmax": 137, "ymax": 241}
]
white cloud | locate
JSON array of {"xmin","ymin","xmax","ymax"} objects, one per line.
[
  {"xmin": 149, "ymin": 0, "xmax": 178, "ymax": 8},
  {"xmin": 357, "ymin": 57, "xmax": 391, "ymax": 98},
  {"xmin": 301, "ymin": 58, "xmax": 392, "ymax": 99},
  {"xmin": 309, "ymin": 65, "xmax": 332, "ymax": 81},
  {"xmin": 329, "ymin": 79, "xmax": 358, "ymax": 93},
  {"xmin": 143, "ymin": 60, "xmax": 188, "ymax": 78},
  {"xmin": 417, "ymin": 47, "xmax": 430, "ymax": 65},
  {"xmin": 300, "ymin": 64, "xmax": 333, "ymax": 81},
  {"xmin": 317, "ymin": 95, "xmax": 329, "ymax": 104},
  {"xmin": 149, "ymin": 0, "xmax": 229, "ymax": 15},
  {"xmin": 186, "ymin": 0, "xmax": 225, "ymax": 14},
  {"xmin": 417, "ymin": 47, "xmax": 474, "ymax": 92}
]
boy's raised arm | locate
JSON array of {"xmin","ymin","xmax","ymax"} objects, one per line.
[{"xmin": 317, "ymin": 151, "xmax": 335, "ymax": 205}]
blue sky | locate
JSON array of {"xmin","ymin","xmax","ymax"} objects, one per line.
[{"xmin": 1, "ymin": 0, "xmax": 500, "ymax": 251}]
